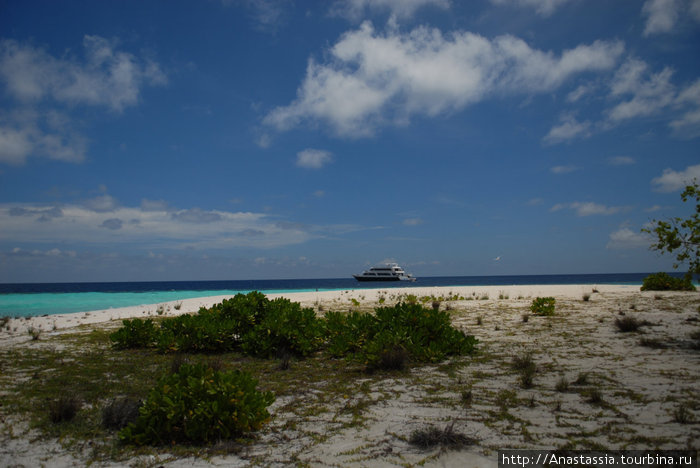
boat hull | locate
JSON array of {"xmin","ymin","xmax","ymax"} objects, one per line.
[{"xmin": 353, "ymin": 275, "xmax": 415, "ymax": 282}]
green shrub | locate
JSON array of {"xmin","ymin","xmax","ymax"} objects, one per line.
[
  {"xmin": 119, "ymin": 363, "xmax": 274, "ymax": 445},
  {"xmin": 323, "ymin": 311, "xmax": 376, "ymax": 358},
  {"xmin": 530, "ymin": 297, "xmax": 556, "ymax": 316},
  {"xmin": 110, "ymin": 318, "xmax": 158, "ymax": 349},
  {"xmin": 362, "ymin": 303, "xmax": 477, "ymax": 369},
  {"xmin": 640, "ymin": 272, "xmax": 696, "ymax": 291},
  {"xmin": 240, "ymin": 298, "xmax": 324, "ymax": 358}
]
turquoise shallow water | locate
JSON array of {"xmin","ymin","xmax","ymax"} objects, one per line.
[{"xmin": 0, "ymin": 289, "xmax": 269, "ymax": 317}]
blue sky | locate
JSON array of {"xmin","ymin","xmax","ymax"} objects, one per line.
[{"xmin": 1, "ymin": 0, "xmax": 699, "ymax": 282}]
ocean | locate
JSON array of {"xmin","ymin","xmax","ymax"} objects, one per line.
[{"xmin": 0, "ymin": 272, "xmax": 675, "ymax": 318}]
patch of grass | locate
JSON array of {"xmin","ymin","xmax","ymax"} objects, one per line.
[
  {"xmin": 672, "ymin": 403, "xmax": 694, "ymax": 424},
  {"xmin": 408, "ymin": 422, "xmax": 475, "ymax": 450},
  {"xmin": 639, "ymin": 337, "xmax": 668, "ymax": 349},
  {"xmin": 614, "ymin": 316, "xmax": 641, "ymax": 332},
  {"xmin": 48, "ymin": 395, "xmax": 81, "ymax": 423},
  {"xmin": 101, "ymin": 396, "xmax": 141, "ymax": 430},
  {"xmin": 555, "ymin": 376, "xmax": 569, "ymax": 392},
  {"xmin": 573, "ymin": 372, "xmax": 589, "ymax": 385},
  {"xmin": 511, "ymin": 352, "xmax": 536, "ymax": 388}
]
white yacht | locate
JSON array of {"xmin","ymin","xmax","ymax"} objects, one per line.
[{"xmin": 353, "ymin": 263, "xmax": 416, "ymax": 282}]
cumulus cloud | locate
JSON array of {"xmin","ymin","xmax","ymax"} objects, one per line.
[
  {"xmin": 264, "ymin": 22, "xmax": 623, "ymax": 137},
  {"xmin": 330, "ymin": 0, "xmax": 450, "ymax": 20},
  {"xmin": 0, "ymin": 109, "xmax": 87, "ymax": 165},
  {"xmin": 606, "ymin": 227, "xmax": 652, "ymax": 249},
  {"xmin": 296, "ymin": 148, "xmax": 333, "ymax": 169},
  {"xmin": 651, "ymin": 164, "xmax": 700, "ymax": 192},
  {"xmin": 551, "ymin": 202, "xmax": 625, "ymax": 216},
  {"xmin": 0, "ymin": 36, "xmax": 165, "ymax": 165},
  {"xmin": 608, "ymin": 59, "xmax": 676, "ymax": 122},
  {"xmin": 670, "ymin": 79, "xmax": 700, "ymax": 138},
  {"xmin": 543, "ymin": 114, "xmax": 591, "ymax": 144},
  {"xmin": 0, "ymin": 36, "xmax": 166, "ymax": 111},
  {"xmin": 490, "ymin": 0, "xmax": 574, "ymax": 16},
  {"xmin": 642, "ymin": 0, "xmax": 682, "ymax": 35}
]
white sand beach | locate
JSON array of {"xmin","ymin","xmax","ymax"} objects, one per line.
[{"xmin": 1, "ymin": 284, "xmax": 698, "ymax": 467}]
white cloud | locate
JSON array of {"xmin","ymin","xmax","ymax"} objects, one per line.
[
  {"xmin": 550, "ymin": 165, "xmax": 579, "ymax": 174},
  {"xmin": 403, "ymin": 217, "xmax": 423, "ymax": 226},
  {"xmin": 606, "ymin": 228, "xmax": 652, "ymax": 249},
  {"xmin": 0, "ymin": 36, "xmax": 165, "ymax": 165},
  {"xmin": 608, "ymin": 59, "xmax": 675, "ymax": 122},
  {"xmin": 551, "ymin": 202, "xmax": 625, "ymax": 216},
  {"xmin": 651, "ymin": 164, "xmax": 700, "ymax": 192},
  {"xmin": 265, "ymin": 22, "xmax": 623, "ymax": 137},
  {"xmin": 296, "ymin": 148, "xmax": 333, "ymax": 169},
  {"xmin": 330, "ymin": 0, "xmax": 450, "ymax": 20},
  {"xmin": 642, "ymin": 0, "xmax": 682, "ymax": 35},
  {"xmin": 490, "ymin": 0, "xmax": 574, "ymax": 16},
  {"xmin": 0, "ymin": 36, "xmax": 166, "ymax": 112},
  {"xmin": 608, "ymin": 156, "xmax": 636, "ymax": 166},
  {"xmin": 0, "ymin": 110, "xmax": 87, "ymax": 165},
  {"xmin": 670, "ymin": 79, "xmax": 700, "ymax": 138},
  {"xmin": 543, "ymin": 114, "xmax": 592, "ymax": 144}
]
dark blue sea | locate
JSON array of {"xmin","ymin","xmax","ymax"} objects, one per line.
[{"xmin": 0, "ymin": 272, "xmax": 682, "ymax": 318}]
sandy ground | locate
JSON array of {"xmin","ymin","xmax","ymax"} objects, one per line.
[{"xmin": 1, "ymin": 284, "xmax": 699, "ymax": 467}]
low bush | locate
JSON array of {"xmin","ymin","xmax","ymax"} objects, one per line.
[
  {"xmin": 408, "ymin": 422, "xmax": 474, "ymax": 450},
  {"xmin": 102, "ymin": 397, "xmax": 141, "ymax": 430},
  {"xmin": 530, "ymin": 297, "xmax": 556, "ymax": 316},
  {"xmin": 110, "ymin": 318, "xmax": 157, "ymax": 349},
  {"xmin": 48, "ymin": 396, "xmax": 80, "ymax": 423},
  {"xmin": 119, "ymin": 363, "xmax": 274, "ymax": 445},
  {"xmin": 615, "ymin": 316, "xmax": 641, "ymax": 332},
  {"xmin": 641, "ymin": 272, "xmax": 696, "ymax": 291}
]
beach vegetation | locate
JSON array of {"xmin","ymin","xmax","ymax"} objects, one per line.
[
  {"xmin": 408, "ymin": 422, "xmax": 475, "ymax": 450},
  {"xmin": 640, "ymin": 272, "xmax": 696, "ymax": 291},
  {"xmin": 326, "ymin": 302, "xmax": 478, "ymax": 371},
  {"xmin": 101, "ymin": 397, "xmax": 141, "ymax": 430},
  {"xmin": 530, "ymin": 297, "xmax": 556, "ymax": 316},
  {"xmin": 48, "ymin": 395, "xmax": 81, "ymax": 424},
  {"xmin": 511, "ymin": 352, "xmax": 536, "ymax": 388},
  {"xmin": 119, "ymin": 363, "xmax": 274, "ymax": 445},
  {"xmin": 555, "ymin": 376, "xmax": 570, "ymax": 392},
  {"xmin": 642, "ymin": 181, "xmax": 700, "ymax": 281},
  {"xmin": 614, "ymin": 316, "xmax": 641, "ymax": 332}
]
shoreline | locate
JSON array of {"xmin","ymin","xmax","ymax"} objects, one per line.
[{"xmin": 2, "ymin": 283, "xmax": 641, "ymax": 343}]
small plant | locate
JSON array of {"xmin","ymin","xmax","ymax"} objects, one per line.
[
  {"xmin": 585, "ymin": 388, "xmax": 604, "ymax": 404},
  {"xmin": 615, "ymin": 316, "xmax": 641, "ymax": 332},
  {"xmin": 555, "ymin": 376, "xmax": 569, "ymax": 392},
  {"xmin": 582, "ymin": 293, "xmax": 591, "ymax": 302},
  {"xmin": 641, "ymin": 272, "xmax": 696, "ymax": 291},
  {"xmin": 512, "ymin": 352, "xmax": 536, "ymax": 388},
  {"xmin": 48, "ymin": 396, "xmax": 81, "ymax": 423},
  {"xmin": 573, "ymin": 372, "xmax": 589, "ymax": 385},
  {"xmin": 408, "ymin": 422, "xmax": 474, "ymax": 450},
  {"xmin": 476, "ymin": 316, "xmax": 483, "ymax": 326},
  {"xmin": 672, "ymin": 403, "xmax": 694, "ymax": 424},
  {"xmin": 461, "ymin": 389, "xmax": 473, "ymax": 406},
  {"xmin": 431, "ymin": 300, "xmax": 441, "ymax": 311},
  {"xmin": 522, "ymin": 313, "xmax": 529, "ymax": 323},
  {"xmin": 377, "ymin": 345, "xmax": 410, "ymax": 371},
  {"xmin": 530, "ymin": 297, "xmax": 556, "ymax": 316},
  {"xmin": 102, "ymin": 397, "xmax": 141, "ymax": 430},
  {"xmin": 639, "ymin": 337, "xmax": 668, "ymax": 349},
  {"xmin": 28, "ymin": 326, "xmax": 41, "ymax": 341},
  {"xmin": 173, "ymin": 302, "xmax": 182, "ymax": 310}
]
